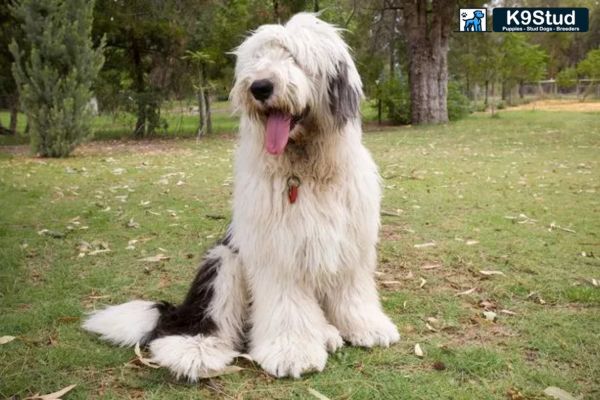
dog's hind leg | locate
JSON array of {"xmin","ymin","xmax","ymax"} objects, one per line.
[
  {"xmin": 83, "ymin": 236, "xmax": 248, "ymax": 381},
  {"xmin": 147, "ymin": 242, "xmax": 248, "ymax": 380}
]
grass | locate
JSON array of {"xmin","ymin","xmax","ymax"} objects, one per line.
[
  {"xmin": 0, "ymin": 101, "xmax": 238, "ymax": 146},
  {"xmin": 0, "ymin": 109, "xmax": 599, "ymax": 399}
]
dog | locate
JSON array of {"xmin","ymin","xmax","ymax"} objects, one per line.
[
  {"xmin": 83, "ymin": 13, "xmax": 400, "ymax": 380},
  {"xmin": 463, "ymin": 10, "xmax": 485, "ymax": 31}
]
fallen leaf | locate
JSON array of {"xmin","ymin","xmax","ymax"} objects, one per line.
[
  {"xmin": 25, "ymin": 384, "xmax": 76, "ymax": 400},
  {"xmin": 425, "ymin": 323, "xmax": 437, "ymax": 332},
  {"xmin": 543, "ymin": 386, "xmax": 578, "ymax": 400},
  {"xmin": 138, "ymin": 254, "xmax": 170, "ymax": 263},
  {"xmin": 483, "ymin": 311, "xmax": 497, "ymax": 322},
  {"xmin": 479, "ymin": 270, "xmax": 505, "ymax": 276},
  {"xmin": 414, "ymin": 343, "xmax": 424, "ymax": 358},
  {"xmin": 0, "ymin": 336, "xmax": 16, "ymax": 344},
  {"xmin": 419, "ymin": 278, "xmax": 427, "ymax": 288},
  {"xmin": 37, "ymin": 229, "xmax": 65, "ymax": 239},
  {"xmin": 479, "ymin": 300, "xmax": 497, "ymax": 310},
  {"xmin": 456, "ymin": 288, "xmax": 476, "ymax": 296},
  {"xmin": 414, "ymin": 242, "xmax": 436, "ymax": 249},
  {"xmin": 381, "ymin": 280, "xmax": 402, "ymax": 288},
  {"xmin": 500, "ymin": 309, "xmax": 517, "ymax": 316},
  {"xmin": 308, "ymin": 388, "xmax": 331, "ymax": 400},
  {"xmin": 548, "ymin": 222, "xmax": 576, "ymax": 234},
  {"xmin": 421, "ymin": 263, "xmax": 442, "ymax": 270},
  {"xmin": 126, "ymin": 218, "xmax": 140, "ymax": 229},
  {"xmin": 591, "ymin": 278, "xmax": 598, "ymax": 287},
  {"xmin": 466, "ymin": 240, "xmax": 479, "ymax": 246},
  {"xmin": 197, "ymin": 365, "xmax": 243, "ymax": 378},
  {"xmin": 134, "ymin": 342, "xmax": 161, "ymax": 369}
]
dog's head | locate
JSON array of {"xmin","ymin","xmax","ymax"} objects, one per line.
[
  {"xmin": 473, "ymin": 10, "xmax": 485, "ymax": 19},
  {"xmin": 230, "ymin": 13, "xmax": 363, "ymax": 155}
]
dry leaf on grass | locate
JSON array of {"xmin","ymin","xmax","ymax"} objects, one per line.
[
  {"xmin": 479, "ymin": 270, "xmax": 505, "ymax": 276},
  {"xmin": 0, "ymin": 335, "xmax": 16, "ymax": 344},
  {"xmin": 138, "ymin": 254, "xmax": 170, "ymax": 263},
  {"xmin": 500, "ymin": 309, "xmax": 517, "ymax": 316},
  {"xmin": 419, "ymin": 278, "xmax": 427, "ymax": 288},
  {"xmin": 456, "ymin": 288, "xmax": 477, "ymax": 296},
  {"xmin": 483, "ymin": 311, "xmax": 497, "ymax": 322},
  {"xmin": 414, "ymin": 242, "xmax": 436, "ymax": 249},
  {"xmin": 543, "ymin": 386, "xmax": 579, "ymax": 400},
  {"xmin": 421, "ymin": 263, "xmax": 442, "ymax": 270},
  {"xmin": 308, "ymin": 388, "xmax": 332, "ymax": 400},
  {"xmin": 133, "ymin": 342, "xmax": 160, "ymax": 369},
  {"xmin": 414, "ymin": 343, "xmax": 424, "ymax": 358},
  {"xmin": 466, "ymin": 240, "xmax": 479, "ymax": 246},
  {"xmin": 197, "ymin": 365, "xmax": 243, "ymax": 379},
  {"xmin": 25, "ymin": 384, "xmax": 76, "ymax": 400},
  {"xmin": 126, "ymin": 218, "xmax": 140, "ymax": 229},
  {"xmin": 548, "ymin": 222, "xmax": 576, "ymax": 234}
]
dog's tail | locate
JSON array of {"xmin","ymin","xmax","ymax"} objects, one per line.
[{"xmin": 82, "ymin": 299, "xmax": 161, "ymax": 346}]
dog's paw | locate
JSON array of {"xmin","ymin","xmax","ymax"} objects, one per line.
[
  {"xmin": 149, "ymin": 334, "xmax": 238, "ymax": 381},
  {"xmin": 342, "ymin": 314, "xmax": 400, "ymax": 348},
  {"xmin": 323, "ymin": 323, "xmax": 344, "ymax": 353},
  {"xmin": 251, "ymin": 335, "xmax": 328, "ymax": 378}
]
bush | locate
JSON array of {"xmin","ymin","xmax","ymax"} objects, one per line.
[
  {"xmin": 380, "ymin": 75, "xmax": 411, "ymax": 125},
  {"xmin": 556, "ymin": 67, "xmax": 577, "ymax": 90},
  {"xmin": 447, "ymin": 81, "xmax": 470, "ymax": 121},
  {"xmin": 10, "ymin": 0, "xmax": 104, "ymax": 157},
  {"xmin": 379, "ymin": 77, "xmax": 470, "ymax": 124}
]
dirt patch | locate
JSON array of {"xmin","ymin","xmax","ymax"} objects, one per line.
[
  {"xmin": 507, "ymin": 99, "xmax": 600, "ymax": 112},
  {"xmin": 0, "ymin": 138, "xmax": 202, "ymax": 158}
]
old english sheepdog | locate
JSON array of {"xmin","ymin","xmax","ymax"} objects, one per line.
[{"xmin": 83, "ymin": 13, "xmax": 399, "ymax": 380}]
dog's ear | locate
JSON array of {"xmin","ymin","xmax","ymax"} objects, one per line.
[{"xmin": 327, "ymin": 61, "xmax": 360, "ymax": 126}]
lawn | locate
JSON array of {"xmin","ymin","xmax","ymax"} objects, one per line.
[{"xmin": 0, "ymin": 109, "xmax": 599, "ymax": 399}]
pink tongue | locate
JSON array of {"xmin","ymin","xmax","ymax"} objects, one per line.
[{"xmin": 265, "ymin": 112, "xmax": 291, "ymax": 155}]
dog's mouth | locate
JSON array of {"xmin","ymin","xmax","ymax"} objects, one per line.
[{"xmin": 264, "ymin": 108, "xmax": 307, "ymax": 155}]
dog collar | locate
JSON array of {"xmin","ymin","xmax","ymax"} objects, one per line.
[{"xmin": 287, "ymin": 175, "xmax": 301, "ymax": 204}]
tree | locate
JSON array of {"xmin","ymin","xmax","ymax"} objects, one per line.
[
  {"xmin": 10, "ymin": 0, "xmax": 104, "ymax": 157},
  {"xmin": 498, "ymin": 34, "xmax": 547, "ymax": 102},
  {"xmin": 92, "ymin": 0, "xmax": 188, "ymax": 137},
  {"xmin": 0, "ymin": 3, "xmax": 21, "ymax": 135},
  {"xmin": 401, "ymin": 0, "xmax": 456, "ymax": 124}
]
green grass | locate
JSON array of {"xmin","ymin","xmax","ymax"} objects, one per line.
[
  {"xmin": 1, "ymin": 109, "xmax": 599, "ymax": 399},
  {"xmin": 0, "ymin": 100, "xmax": 238, "ymax": 146}
]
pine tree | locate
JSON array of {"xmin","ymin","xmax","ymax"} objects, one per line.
[{"xmin": 10, "ymin": 0, "xmax": 104, "ymax": 157}]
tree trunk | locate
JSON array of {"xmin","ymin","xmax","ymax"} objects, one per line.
[
  {"xmin": 484, "ymin": 80, "xmax": 489, "ymax": 106},
  {"xmin": 196, "ymin": 63, "xmax": 212, "ymax": 138},
  {"xmin": 9, "ymin": 93, "xmax": 19, "ymax": 134},
  {"xmin": 519, "ymin": 80, "xmax": 524, "ymax": 99},
  {"xmin": 402, "ymin": 0, "xmax": 455, "ymax": 125}
]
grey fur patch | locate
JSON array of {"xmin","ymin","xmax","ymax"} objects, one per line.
[{"xmin": 327, "ymin": 62, "xmax": 360, "ymax": 126}]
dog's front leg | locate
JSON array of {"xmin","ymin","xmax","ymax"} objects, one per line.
[
  {"xmin": 324, "ymin": 261, "xmax": 400, "ymax": 348},
  {"xmin": 247, "ymin": 270, "xmax": 342, "ymax": 378}
]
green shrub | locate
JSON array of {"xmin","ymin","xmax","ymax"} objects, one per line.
[
  {"xmin": 447, "ymin": 81, "xmax": 470, "ymax": 121},
  {"xmin": 556, "ymin": 67, "xmax": 577, "ymax": 89},
  {"xmin": 380, "ymin": 75, "xmax": 411, "ymax": 125},
  {"xmin": 10, "ymin": 0, "xmax": 104, "ymax": 157}
]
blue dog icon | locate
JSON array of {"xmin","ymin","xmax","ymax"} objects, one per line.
[{"xmin": 463, "ymin": 10, "xmax": 485, "ymax": 31}]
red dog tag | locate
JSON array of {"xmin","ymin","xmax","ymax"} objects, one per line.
[{"xmin": 287, "ymin": 176, "xmax": 301, "ymax": 204}]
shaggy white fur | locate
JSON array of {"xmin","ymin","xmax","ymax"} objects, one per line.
[
  {"xmin": 229, "ymin": 13, "xmax": 399, "ymax": 377},
  {"xmin": 83, "ymin": 12, "xmax": 399, "ymax": 381},
  {"xmin": 82, "ymin": 300, "xmax": 159, "ymax": 347}
]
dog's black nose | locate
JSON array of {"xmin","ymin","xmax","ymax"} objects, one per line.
[{"xmin": 250, "ymin": 79, "xmax": 274, "ymax": 101}]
